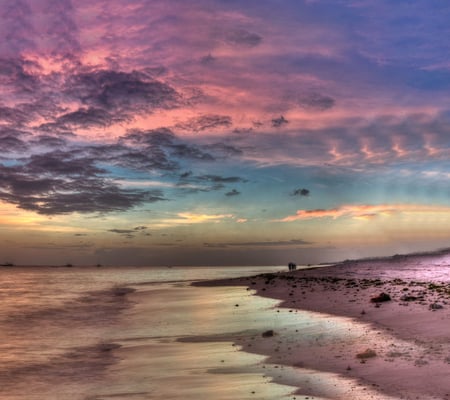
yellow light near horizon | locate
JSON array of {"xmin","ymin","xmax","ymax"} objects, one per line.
[
  {"xmin": 0, "ymin": 203, "xmax": 46, "ymax": 227},
  {"xmin": 0, "ymin": 202, "xmax": 92, "ymax": 234}
]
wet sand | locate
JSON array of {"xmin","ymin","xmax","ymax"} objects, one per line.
[{"xmin": 196, "ymin": 250, "xmax": 450, "ymax": 399}]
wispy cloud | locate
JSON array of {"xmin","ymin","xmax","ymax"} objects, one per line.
[
  {"xmin": 204, "ymin": 239, "xmax": 312, "ymax": 248},
  {"xmin": 175, "ymin": 114, "xmax": 232, "ymax": 132},
  {"xmin": 108, "ymin": 229, "xmax": 135, "ymax": 234},
  {"xmin": 231, "ymin": 111, "xmax": 450, "ymax": 168},
  {"xmin": 151, "ymin": 212, "xmax": 246, "ymax": 228},
  {"xmin": 279, "ymin": 204, "xmax": 450, "ymax": 222},
  {"xmin": 225, "ymin": 28, "xmax": 262, "ymax": 48},
  {"xmin": 177, "ymin": 212, "xmax": 233, "ymax": 223},
  {"xmin": 225, "ymin": 189, "xmax": 240, "ymax": 197},
  {"xmin": 107, "ymin": 226, "xmax": 149, "ymax": 239}
]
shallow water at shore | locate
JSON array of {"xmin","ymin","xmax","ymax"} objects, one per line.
[
  {"xmin": 0, "ymin": 266, "xmax": 296, "ymax": 399},
  {"xmin": 0, "ymin": 264, "xmax": 410, "ymax": 399}
]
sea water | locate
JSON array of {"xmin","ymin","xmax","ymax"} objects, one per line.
[
  {"xmin": 0, "ymin": 265, "xmax": 294, "ymax": 400},
  {"xmin": 0, "ymin": 265, "xmax": 400, "ymax": 400}
]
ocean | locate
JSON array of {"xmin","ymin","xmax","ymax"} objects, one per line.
[
  {"xmin": 0, "ymin": 265, "xmax": 296, "ymax": 400},
  {"xmin": 0, "ymin": 265, "xmax": 400, "ymax": 400}
]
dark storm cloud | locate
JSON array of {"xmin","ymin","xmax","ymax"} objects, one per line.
[
  {"xmin": 0, "ymin": 105, "xmax": 32, "ymax": 125},
  {"xmin": 141, "ymin": 66, "xmax": 168, "ymax": 78},
  {"xmin": 169, "ymin": 143, "xmax": 215, "ymax": 161},
  {"xmin": 0, "ymin": 152, "xmax": 167, "ymax": 215},
  {"xmin": 116, "ymin": 149, "xmax": 178, "ymax": 171},
  {"xmin": 0, "ymin": 99, "xmax": 64, "ymax": 126},
  {"xmin": 175, "ymin": 114, "xmax": 232, "ymax": 132},
  {"xmin": 119, "ymin": 128, "xmax": 242, "ymax": 168},
  {"xmin": 271, "ymin": 115, "xmax": 288, "ymax": 127},
  {"xmin": 226, "ymin": 29, "xmax": 262, "ymax": 47},
  {"xmin": 121, "ymin": 128, "xmax": 176, "ymax": 147},
  {"xmin": 1, "ymin": 60, "xmax": 181, "ymax": 132},
  {"xmin": 36, "ymin": 121, "xmax": 76, "ymax": 137},
  {"xmin": 291, "ymin": 188, "xmax": 310, "ymax": 197},
  {"xmin": 82, "ymin": 143, "xmax": 127, "ymax": 159},
  {"xmin": 0, "ymin": 57, "xmax": 39, "ymax": 93},
  {"xmin": 65, "ymin": 70, "xmax": 180, "ymax": 114},
  {"xmin": 24, "ymin": 152, "xmax": 105, "ymax": 177},
  {"xmin": 0, "ymin": 169, "xmax": 59, "ymax": 196},
  {"xmin": 204, "ymin": 239, "xmax": 312, "ymax": 248},
  {"xmin": 46, "ymin": 186, "xmax": 163, "ymax": 215},
  {"xmin": 0, "ymin": 126, "xmax": 29, "ymax": 138},
  {"xmin": 0, "ymin": 127, "xmax": 30, "ymax": 157},
  {"xmin": 225, "ymin": 189, "xmax": 240, "ymax": 196},
  {"xmin": 55, "ymin": 107, "xmax": 129, "ymax": 128},
  {"xmin": 31, "ymin": 135, "xmax": 67, "ymax": 149},
  {"xmin": 0, "ymin": 134, "xmax": 28, "ymax": 153},
  {"xmin": 7, "ymin": 182, "xmax": 165, "ymax": 215},
  {"xmin": 0, "ymin": 119, "xmax": 248, "ymax": 214},
  {"xmin": 90, "ymin": 130, "xmax": 179, "ymax": 172}
]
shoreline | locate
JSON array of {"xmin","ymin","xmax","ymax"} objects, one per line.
[{"xmin": 195, "ymin": 250, "xmax": 450, "ymax": 399}]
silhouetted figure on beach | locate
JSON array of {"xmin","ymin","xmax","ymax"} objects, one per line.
[{"xmin": 288, "ymin": 262, "xmax": 296, "ymax": 271}]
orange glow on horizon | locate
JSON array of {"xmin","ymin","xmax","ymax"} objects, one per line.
[{"xmin": 279, "ymin": 204, "xmax": 450, "ymax": 222}]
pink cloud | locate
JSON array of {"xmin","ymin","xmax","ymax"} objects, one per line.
[{"xmin": 279, "ymin": 204, "xmax": 450, "ymax": 222}]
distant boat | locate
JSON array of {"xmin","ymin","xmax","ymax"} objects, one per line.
[
  {"xmin": 65, "ymin": 263, "xmax": 73, "ymax": 268},
  {"xmin": 1, "ymin": 262, "xmax": 14, "ymax": 267}
]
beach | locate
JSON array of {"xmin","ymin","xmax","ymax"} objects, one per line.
[
  {"xmin": 2, "ymin": 259, "xmax": 450, "ymax": 399},
  {"xmin": 196, "ymin": 250, "xmax": 450, "ymax": 399}
]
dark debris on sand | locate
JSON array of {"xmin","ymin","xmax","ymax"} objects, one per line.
[{"xmin": 242, "ymin": 272, "xmax": 450, "ymax": 311}]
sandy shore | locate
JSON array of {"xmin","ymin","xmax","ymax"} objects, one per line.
[{"xmin": 195, "ymin": 250, "xmax": 450, "ymax": 399}]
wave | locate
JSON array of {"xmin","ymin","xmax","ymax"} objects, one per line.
[
  {"xmin": 0, "ymin": 341, "xmax": 122, "ymax": 392},
  {"xmin": 4, "ymin": 285, "xmax": 136, "ymax": 328}
]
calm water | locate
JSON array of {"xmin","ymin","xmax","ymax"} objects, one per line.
[{"xmin": 0, "ymin": 265, "xmax": 401, "ymax": 400}]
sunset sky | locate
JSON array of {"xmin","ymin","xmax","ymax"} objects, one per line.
[{"xmin": 0, "ymin": 0, "xmax": 449, "ymax": 266}]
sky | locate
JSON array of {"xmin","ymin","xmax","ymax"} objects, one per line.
[{"xmin": 0, "ymin": 0, "xmax": 449, "ymax": 266}]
